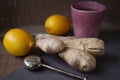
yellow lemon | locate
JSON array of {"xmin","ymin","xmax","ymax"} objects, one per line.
[
  {"xmin": 3, "ymin": 28, "xmax": 34, "ymax": 56},
  {"xmin": 45, "ymin": 14, "xmax": 70, "ymax": 36}
]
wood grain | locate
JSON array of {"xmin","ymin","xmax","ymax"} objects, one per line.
[{"xmin": 0, "ymin": 37, "xmax": 23, "ymax": 78}]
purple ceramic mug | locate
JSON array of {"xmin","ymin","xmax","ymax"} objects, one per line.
[{"xmin": 71, "ymin": 1, "xmax": 106, "ymax": 38}]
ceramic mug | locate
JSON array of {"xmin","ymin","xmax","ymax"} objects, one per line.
[{"xmin": 71, "ymin": 1, "xmax": 106, "ymax": 38}]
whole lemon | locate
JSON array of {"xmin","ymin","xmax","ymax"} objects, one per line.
[
  {"xmin": 3, "ymin": 28, "xmax": 34, "ymax": 56},
  {"xmin": 45, "ymin": 14, "xmax": 70, "ymax": 36}
]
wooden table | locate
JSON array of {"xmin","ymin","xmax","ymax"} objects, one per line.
[{"xmin": 0, "ymin": 36, "xmax": 23, "ymax": 78}]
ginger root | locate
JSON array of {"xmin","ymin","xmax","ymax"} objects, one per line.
[
  {"xmin": 35, "ymin": 33, "xmax": 104, "ymax": 72},
  {"xmin": 36, "ymin": 38, "xmax": 66, "ymax": 54},
  {"xmin": 36, "ymin": 33, "xmax": 104, "ymax": 57},
  {"xmin": 64, "ymin": 38, "xmax": 104, "ymax": 57},
  {"xmin": 59, "ymin": 48, "xmax": 96, "ymax": 72}
]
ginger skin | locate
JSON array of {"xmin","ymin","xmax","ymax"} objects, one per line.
[
  {"xmin": 59, "ymin": 48, "xmax": 96, "ymax": 72},
  {"xmin": 36, "ymin": 38, "xmax": 66, "ymax": 54},
  {"xmin": 36, "ymin": 33, "xmax": 104, "ymax": 57}
]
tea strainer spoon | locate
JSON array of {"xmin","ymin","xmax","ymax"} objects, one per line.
[{"xmin": 23, "ymin": 55, "xmax": 87, "ymax": 80}]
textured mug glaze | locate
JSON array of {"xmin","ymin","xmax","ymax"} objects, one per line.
[{"xmin": 71, "ymin": 1, "xmax": 106, "ymax": 38}]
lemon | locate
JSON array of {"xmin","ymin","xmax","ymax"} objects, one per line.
[
  {"xmin": 45, "ymin": 14, "xmax": 70, "ymax": 36},
  {"xmin": 3, "ymin": 28, "xmax": 34, "ymax": 56}
]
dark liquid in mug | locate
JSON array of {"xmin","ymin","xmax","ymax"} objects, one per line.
[{"xmin": 76, "ymin": 7, "xmax": 98, "ymax": 11}]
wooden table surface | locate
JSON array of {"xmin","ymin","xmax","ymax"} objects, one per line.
[{"xmin": 0, "ymin": 37, "xmax": 24, "ymax": 78}]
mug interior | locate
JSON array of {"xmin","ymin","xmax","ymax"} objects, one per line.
[{"xmin": 71, "ymin": 1, "xmax": 106, "ymax": 12}]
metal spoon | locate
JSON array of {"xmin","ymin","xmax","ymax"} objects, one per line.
[{"xmin": 23, "ymin": 55, "xmax": 87, "ymax": 80}]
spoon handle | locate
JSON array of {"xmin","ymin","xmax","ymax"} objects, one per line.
[{"xmin": 42, "ymin": 64, "xmax": 87, "ymax": 80}]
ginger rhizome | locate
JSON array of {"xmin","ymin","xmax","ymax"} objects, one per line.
[
  {"xmin": 36, "ymin": 33, "xmax": 104, "ymax": 57},
  {"xmin": 35, "ymin": 33, "xmax": 105, "ymax": 72},
  {"xmin": 59, "ymin": 48, "xmax": 96, "ymax": 72},
  {"xmin": 36, "ymin": 38, "xmax": 66, "ymax": 54}
]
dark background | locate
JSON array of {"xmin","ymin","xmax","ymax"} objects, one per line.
[{"xmin": 0, "ymin": 0, "xmax": 120, "ymax": 30}]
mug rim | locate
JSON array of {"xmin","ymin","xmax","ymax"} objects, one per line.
[{"xmin": 71, "ymin": 1, "xmax": 106, "ymax": 13}]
